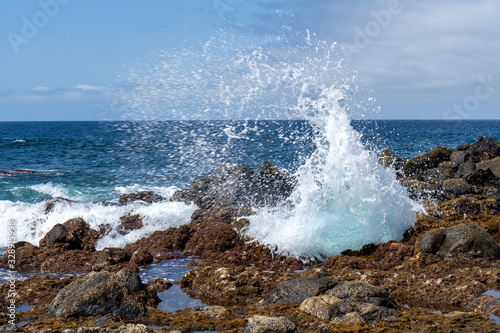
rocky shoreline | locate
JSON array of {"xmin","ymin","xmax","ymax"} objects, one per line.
[{"xmin": 1, "ymin": 137, "xmax": 500, "ymax": 332}]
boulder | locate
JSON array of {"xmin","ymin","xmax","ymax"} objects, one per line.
[
  {"xmin": 246, "ymin": 315, "xmax": 296, "ymax": 333},
  {"xmin": 119, "ymin": 191, "xmax": 164, "ymax": 204},
  {"xmin": 183, "ymin": 223, "xmax": 242, "ymax": 256},
  {"xmin": 464, "ymin": 168, "xmax": 500, "ymax": 187},
  {"xmin": 378, "ymin": 148, "xmax": 405, "ymax": 170},
  {"xmin": 403, "ymin": 147, "xmax": 455, "ymax": 177},
  {"xmin": 455, "ymin": 161, "xmax": 476, "ymax": 178},
  {"xmin": 442, "ymin": 178, "xmax": 472, "ymax": 195},
  {"xmin": 264, "ymin": 275, "xmax": 338, "ymax": 304},
  {"xmin": 417, "ymin": 223, "xmax": 500, "ymax": 259},
  {"xmin": 422, "ymin": 162, "xmax": 454, "ymax": 185},
  {"xmin": 466, "ymin": 137, "xmax": 500, "ymax": 159},
  {"xmin": 95, "ymin": 248, "xmax": 130, "ymax": 266},
  {"xmin": 477, "ymin": 157, "xmax": 500, "ymax": 178},
  {"xmin": 119, "ymin": 214, "xmax": 144, "ymax": 231},
  {"xmin": 299, "ymin": 295, "xmax": 352, "ymax": 319},
  {"xmin": 189, "ymin": 161, "xmax": 296, "ymax": 209},
  {"xmin": 39, "ymin": 218, "xmax": 98, "ymax": 251},
  {"xmin": 129, "ymin": 249, "xmax": 154, "ymax": 266},
  {"xmin": 49, "ymin": 269, "xmax": 147, "ymax": 318},
  {"xmin": 324, "ymin": 281, "xmax": 395, "ymax": 308}
]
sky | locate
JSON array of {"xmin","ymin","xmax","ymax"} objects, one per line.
[{"xmin": 1, "ymin": 0, "xmax": 499, "ymax": 121}]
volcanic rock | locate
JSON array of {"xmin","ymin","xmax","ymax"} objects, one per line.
[
  {"xmin": 246, "ymin": 315, "xmax": 296, "ymax": 333},
  {"xmin": 477, "ymin": 156, "xmax": 500, "ymax": 178},
  {"xmin": 417, "ymin": 223, "xmax": 500, "ymax": 259},
  {"xmin": 402, "ymin": 147, "xmax": 455, "ymax": 177},
  {"xmin": 442, "ymin": 178, "xmax": 472, "ymax": 195},
  {"xmin": 264, "ymin": 275, "xmax": 338, "ymax": 304},
  {"xmin": 49, "ymin": 269, "xmax": 148, "ymax": 319},
  {"xmin": 119, "ymin": 191, "xmax": 165, "ymax": 204},
  {"xmin": 378, "ymin": 148, "xmax": 405, "ymax": 170}
]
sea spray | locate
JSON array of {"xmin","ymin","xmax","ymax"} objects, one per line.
[
  {"xmin": 0, "ymin": 193, "xmax": 195, "ymax": 250},
  {"xmin": 245, "ymin": 84, "xmax": 422, "ymax": 258}
]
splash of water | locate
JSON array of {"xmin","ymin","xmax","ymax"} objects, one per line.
[
  {"xmin": 111, "ymin": 30, "xmax": 421, "ymax": 258},
  {"xmin": 245, "ymin": 84, "xmax": 421, "ymax": 258}
]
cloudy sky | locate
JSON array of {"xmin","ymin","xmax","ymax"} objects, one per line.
[{"xmin": 1, "ymin": 0, "xmax": 499, "ymax": 120}]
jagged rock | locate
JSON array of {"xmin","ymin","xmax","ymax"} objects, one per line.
[
  {"xmin": 40, "ymin": 197, "xmax": 76, "ymax": 213},
  {"xmin": 422, "ymin": 162, "xmax": 454, "ymax": 185},
  {"xmin": 129, "ymin": 249, "xmax": 153, "ymax": 266},
  {"xmin": 324, "ymin": 281, "xmax": 395, "ymax": 308},
  {"xmin": 464, "ymin": 168, "xmax": 500, "ymax": 187},
  {"xmin": 264, "ymin": 275, "xmax": 339, "ymax": 304},
  {"xmin": 403, "ymin": 147, "xmax": 455, "ymax": 177},
  {"xmin": 299, "ymin": 295, "xmax": 352, "ymax": 319},
  {"xmin": 124, "ymin": 225, "xmax": 194, "ymax": 254},
  {"xmin": 149, "ymin": 278, "xmax": 172, "ymax": 292},
  {"xmin": 442, "ymin": 178, "xmax": 472, "ymax": 195},
  {"xmin": 246, "ymin": 315, "xmax": 296, "ymax": 333},
  {"xmin": 401, "ymin": 179, "xmax": 441, "ymax": 199},
  {"xmin": 378, "ymin": 148, "xmax": 405, "ymax": 170},
  {"xmin": 455, "ymin": 160, "xmax": 476, "ymax": 178},
  {"xmin": 331, "ymin": 312, "xmax": 366, "ymax": 324},
  {"xmin": 95, "ymin": 248, "xmax": 130, "ymax": 266},
  {"xmin": 49, "ymin": 269, "xmax": 147, "ymax": 318},
  {"xmin": 417, "ymin": 223, "xmax": 500, "ymax": 259},
  {"xmin": 466, "ymin": 136, "xmax": 500, "ymax": 159},
  {"xmin": 477, "ymin": 157, "xmax": 500, "ymax": 178},
  {"xmin": 183, "ymin": 223, "xmax": 242, "ymax": 256},
  {"xmin": 39, "ymin": 218, "xmax": 98, "ymax": 251},
  {"xmin": 119, "ymin": 191, "xmax": 165, "ymax": 204},
  {"xmin": 120, "ymin": 214, "xmax": 144, "ymax": 231},
  {"xmin": 189, "ymin": 161, "xmax": 296, "ymax": 209},
  {"xmin": 192, "ymin": 305, "xmax": 228, "ymax": 320}
]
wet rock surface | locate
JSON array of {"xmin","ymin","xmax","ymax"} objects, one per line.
[{"xmin": 49, "ymin": 269, "xmax": 153, "ymax": 319}]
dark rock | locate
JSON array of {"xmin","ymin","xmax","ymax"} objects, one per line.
[
  {"xmin": 464, "ymin": 168, "xmax": 500, "ymax": 187},
  {"xmin": 49, "ymin": 269, "xmax": 147, "ymax": 318},
  {"xmin": 442, "ymin": 178, "xmax": 472, "ymax": 195},
  {"xmin": 129, "ymin": 249, "xmax": 153, "ymax": 266},
  {"xmin": 457, "ymin": 143, "xmax": 471, "ymax": 151},
  {"xmin": 40, "ymin": 197, "xmax": 76, "ymax": 213},
  {"xmin": 324, "ymin": 281, "xmax": 395, "ymax": 308},
  {"xmin": 246, "ymin": 315, "xmax": 296, "ymax": 333},
  {"xmin": 403, "ymin": 147, "xmax": 455, "ymax": 177},
  {"xmin": 378, "ymin": 148, "xmax": 405, "ymax": 170},
  {"xmin": 119, "ymin": 191, "xmax": 165, "ymax": 204},
  {"xmin": 422, "ymin": 162, "xmax": 454, "ymax": 185},
  {"xmin": 264, "ymin": 275, "xmax": 339, "ymax": 304},
  {"xmin": 184, "ymin": 223, "xmax": 241, "ymax": 256},
  {"xmin": 400, "ymin": 179, "xmax": 441, "ymax": 199},
  {"xmin": 189, "ymin": 161, "xmax": 296, "ymax": 209},
  {"xmin": 450, "ymin": 151, "xmax": 467, "ymax": 167},
  {"xmin": 95, "ymin": 248, "xmax": 130, "ymax": 266},
  {"xmin": 169, "ymin": 188, "xmax": 193, "ymax": 204},
  {"xmin": 477, "ymin": 157, "xmax": 500, "ymax": 178},
  {"xmin": 0, "ymin": 169, "xmax": 35, "ymax": 175},
  {"xmin": 455, "ymin": 161, "xmax": 476, "ymax": 178},
  {"xmin": 466, "ymin": 136, "xmax": 500, "ymax": 159},
  {"xmin": 124, "ymin": 225, "xmax": 194, "ymax": 255},
  {"xmin": 149, "ymin": 278, "xmax": 172, "ymax": 292},
  {"xmin": 119, "ymin": 214, "xmax": 144, "ymax": 231},
  {"xmin": 417, "ymin": 223, "xmax": 500, "ymax": 259},
  {"xmin": 40, "ymin": 224, "xmax": 70, "ymax": 246}
]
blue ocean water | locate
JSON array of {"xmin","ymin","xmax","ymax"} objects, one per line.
[{"xmin": 2, "ymin": 120, "xmax": 499, "ymax": 204}]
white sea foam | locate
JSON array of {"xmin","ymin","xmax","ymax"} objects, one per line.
[
  {"xmin": 0, "ymin": 198, "xmax": 195, "ymax": 250},
  {"xmin": 11, "ymin": 139, "xmax": 26, "ymax": 143}
]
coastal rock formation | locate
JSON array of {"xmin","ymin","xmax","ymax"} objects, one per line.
[
  {"xmin": 264, "ymin": 275, "xmax": 338, "ymax": 304},
  {"xmin": 416, "ymin": 223, "xmax": 500, "ymax": 259},
  {"xmin": 187, "ymin": 161, "xmax": 296, "ymax": 209},
  {"xmin": 246, "ymin": 315, "xmax": 296, "ymax": 333},
  {"xmin": 119, "ymin": 191, "xmax": 165, "ymax": 204},
  {"xmin": 49, "ymin": 269, "xmax": 153, "ymax": 319}
]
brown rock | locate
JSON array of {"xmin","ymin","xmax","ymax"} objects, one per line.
[
  {"xmin": 378, "ymin": 148, "xmax": 405, "ymax": 170},
  {"xmin": 120, "ymin": 214, "xmax": 144, "ymax": 231},
  {"xmin": 130, "ymin": 249, "xmax": 154, "ymax": 266},
  {"xmin": 119, "ymin": 191, "xmax": 165, "ymax": 204},
  {"xmin": 124, "ymin": 224, "xmax": 194, "ymax": 254},
  {"xmin": 183, "ymin": 223, "xmax": 242, "ymax": 256},
  {"xmin": 403, "ymin": 147, "xmax": 455, "ymax": 177}
]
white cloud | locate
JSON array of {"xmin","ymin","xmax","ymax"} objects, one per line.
[
  {"xmin": 32, "ymin": 86, "xmax": 53, "ymax": 92},
  {"xmin": 73, "ymin": 84, "xmax": 107, "ymax": 91}
]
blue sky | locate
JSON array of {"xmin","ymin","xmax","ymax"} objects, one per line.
[{"xmin": 1, "ymin": 0, "xmax": 499, "ymax": 120}]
